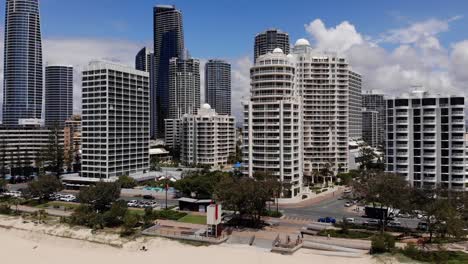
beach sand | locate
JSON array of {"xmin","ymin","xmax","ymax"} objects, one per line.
[{"xmin": 0, "ymin": 216, "xmax": 378, "ymax": 264}]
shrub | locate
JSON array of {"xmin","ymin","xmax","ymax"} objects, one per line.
[
  {"xmin": 263, "ymin": 210, "xmax": 283, "ymax": 218},
  {"xmin": 120, "ymin": 213, "xmax": 140, "ymax": 236},
  {"xmin": 371, "ymin": 233, "xmax": 395, "ymax": 254},
  {"xmin": 0, "ymin": 204, "xmax": 11, "ymax": 215}
]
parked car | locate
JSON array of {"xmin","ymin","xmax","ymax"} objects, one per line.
[
  {"xmin": 318, "ymin": 217, "xmax": 336, "ymax": 224},
  {"xmin": 398, "ymin": 212, "xmax": 412, "ymax": 218},
  {"xmin": 364, "ymin": 219, "xmax": 380, "ymax": 226},
  {"xmin": 345, "ymin": 202, "xmax": 352, "ymax": 207},
  {"xmin": 387, "ymin": 221, "xmax": 402, "ymax": 227},
  {"xmin": 417, "ymin": 221, "xmax": 428, "ymax": 231},
  {"xmin": 344, "ymin": 217, "xmax": 355, "ymax": 223},
  {"xmin": 4, "ymin": 191, "xmax": 23, "ymax": 198}
]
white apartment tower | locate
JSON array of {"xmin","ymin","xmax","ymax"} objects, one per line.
[
  {"xmin": 243, "ymin": 48, "xmax": 303, "ymax": 198},
  {"xmin": 180, "ymin": 104, "xmax": 235, "ymax": 168},
  {"xmin": 81, "ymin": 62, "xmax": 150, "ymax": 179},
  {"xmin": 385, "ymin": 90, "xmax": 467, "ymax": 191},
  {"xmin": 291, "ymin": 39, "xmax": 362, "ymax": 178}
]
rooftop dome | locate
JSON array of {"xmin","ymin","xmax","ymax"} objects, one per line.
[
  {"xmin": 201, "ymin": 103, "xmax": 211, "ymax": 110},
  {"xmin": 272, "ymin": 48, "xmax": 283, "ymax": 54},
  {"xmin": 295, "ymin": 38, "xmax": 310, "ymax": 47}
]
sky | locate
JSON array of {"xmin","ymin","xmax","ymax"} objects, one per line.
[{"xmin": 1, "ymin": 0, "xmax": 468, "ymax": 119}]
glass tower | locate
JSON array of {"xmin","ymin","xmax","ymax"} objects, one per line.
[
  {"xmin": 2, "ymin": 0, "xmax": 43, "ymax": 126},
  {"xmin": 45, "ymin": 65, "xmax": 74, "ymax": 128},
  {"xmin": 205, "ymin": 60, "xmax": 231, "ymax": 115},
  {"xmin": 153, "ymin": 5, "xmax": 184, "ymax": 138}
]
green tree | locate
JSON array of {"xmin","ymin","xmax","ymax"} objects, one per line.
[
  {"xmin": 121, "ymin": 212, "xmax": 140, "ymax": 236},
  {"xmin": 0, "ymin": 178, "xmax": 6, "ymax": 192},
  {"xmin": 116, "ymin": 175, "xmax": 137, "ymax": 189},
  {"xmin": 102, "ymin": 200, "xmax": 128, "ymax": 227},
  {"xmin": 78, "ymin": 182, "xmax": 121, "ymax": 212},
  {"xmin": 40, "ymin": 126, "xmax": 64, "ymax": 177},
  {"xmin": 26, "ymin": 175, "xmax": 63, "ymax": 201},
  {"xmin": 174, "ymin": 170, "xmax": 230, "ymax": 199},
  {"xmin": 353, "ymin": 171, "xmax": 411, "ymax": 232}
]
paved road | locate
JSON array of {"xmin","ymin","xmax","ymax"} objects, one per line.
[{"xmin": 281, "ymin": 196, "xmax": 420, "ymax": 229}]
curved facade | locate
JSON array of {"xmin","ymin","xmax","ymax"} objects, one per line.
[
  {"xmin": 3, "ymin": 0, "xmax": 43, "ymax": 125},
  {"xmin": 153, "ymin": 5, "xmax": 184, "ymax": 138},
  {"xmin": 243, "ymin": 49, "xmax": 303, "ymax": 198}
]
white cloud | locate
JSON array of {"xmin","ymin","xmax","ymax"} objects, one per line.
[
  {"xmin": 305, "ymin": 19, "xmax": 364, "ymax": 53},
  {"xmin": 303, "ymin": 17, "xmax": 467, "ymax": 98},
  {"xmin": 229, "ymin": 56, "xmax": 252, "ymax": 121}
]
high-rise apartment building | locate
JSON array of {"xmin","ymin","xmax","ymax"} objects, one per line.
[
  {"xmin": 243, "ymin": 48, "xmax": 303, "ymax": 198},
  {"xmin": 292, "ymin": 39, "xmax": 362, "ymax": 178},
  {"xmin": 349, "ymin": 71, "xmax": 363, "ymax": 139},
  {"xmin": 254, "ymin": 29, "xmax": 290, "ymax": 62},
  {"xmin": 135, "ymin": 47, "xmax": 153, "ymax": 73},
  {"xmin": 153, "ymin": 5, "xmax": 184, "ymax": 138},
  {"xmin": 164, "ymin": 56, "xmax": 200, "ymax": 149},
  {"xmin": 363, "ymin": 91, "xmax": 386, "ymax": 147},
  {"xmin": 81, "ymin": 62, "xmax": 150, "ymax": 179},
  {"xmin": 3, "ymin": 0, "xmax": 43, "ymax": 125},
  {"xmin": 168, "ymin": 56, "xmax": 200, "ymax": 119},
  {"xmin": 385, "ymin": 90, "xmax": 467, "ymax": 191},
  {"xmin": 205, "ymin": 60, "xmax": 231, "ymax": 115},
  {"xmin": 362, "ymin": 110, "xmax": 380, "ymax": 148},
  {"xmin": 45, "ymin": 65, "xmax": 74, "ymax": 128},
  {"xmin": 180, "ymin": 104, "xmax": 236, "ymax": 168}
]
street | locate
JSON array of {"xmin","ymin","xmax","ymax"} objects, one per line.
[{"xmin": 281, "ymin": 195, "xmax": 421, "ymax": 229}]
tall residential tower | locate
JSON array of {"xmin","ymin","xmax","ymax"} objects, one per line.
[
  {"xmin": 45, "ymin": 65, "xmax": 74, "ymax": 128},
  {"xmin": 153, "ymin": 5, "xmax": 184, "ymax": 138},
  {"xmin": 135, "ymin": 47, "xmax": 153, "ymax": 73},
  {"xmin": 254, "ymin": 29, "xmax": 290, "ymax": 62},
  {"xmin": 3, "ymin": 0, "xmax": 43, "ymax": 125},
  {"xmin": 205, "ymin": 60, "xmax": 231, "ymax": 115}
]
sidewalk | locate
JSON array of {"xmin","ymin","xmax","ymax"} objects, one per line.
[
  {"xmin": 280, "ymin": 187, "xmax": 344, "ymax": 208},
  {"xmin": 13, "ymin": 205, "xmax": 72, "ymax": 217}
]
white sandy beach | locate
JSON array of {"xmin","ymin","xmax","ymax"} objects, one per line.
[{"xmin": 0, "ymin": 216, "xmax": 378, "ymax": 264}]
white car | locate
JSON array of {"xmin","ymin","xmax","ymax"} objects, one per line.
[
  {"xmin": 345, "ymin": 218, "xmax": 355, "ymax": 223},
  {"xmin": 127, "ymin": 200, "xmax": 138, "ymax": 207},
  {"xmin": 59, "ymin": 195, "xmax": 76, "ymax": 202},
  {"xmin": 387, "ymin": 221, "xmax": 402, "ymax": 227},
  {"xmin": 345, "ymin": 202, "xmax": 352, "ymax": 207},
  {"xmin": 4, "ymin": 191, "xmax": 22, "ymax": 198}
]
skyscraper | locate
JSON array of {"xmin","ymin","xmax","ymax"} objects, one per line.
[
  {"xmin": 45, "ymin": 65, "xmax": 74, "ymax": 128},
  {"xmin": 3, "ymin": 0, "xmax": 43, "ymax": 126},
  {"xmin": 81, "ymin": 62, "xmax": 150, "ymax": 179},
  {"xmin": 168, "ymin": 56, "xmax": 200, "ymax": 119},
  {"xmin": 254, "ymin": 29, "xmax": 290, "ymax": 62},
  {"xmin": 362, "ymin": 110, "xmax": 379, "ymax": 148},
  {"xmin": 385, "ymin": 90, "xmax": 467, "ymax": 191},
  {"xmin": 153, "ymin": 5, "xmax": 184, "ymax": 138},
  {"xmin": 205, "ymin": 60, "xmax": 231, "ymax": 115},
  {"xmin": 362, "ymin": 91, "xmax": 386, "ymax": 147},
  {"xmin": 164, "ymin": 56, "xmax": 200, "ymax": 149},
  {"xmin": 135, "ymin": 47, "xmax": 153, "ymax": 73},
  {"xmin": 348, "ymin": 71, "xmax": 363, "ymax": 140},
  {"xmin": 243, "ymin": 48, "xmax": 303, "ymax": 198}
]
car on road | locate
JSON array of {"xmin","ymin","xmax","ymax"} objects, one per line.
[
  {"xmin": 387, "ymin": 221, "xmax": 402, "ymax": 227},
  {"xmin": 345, "ymin": 202, "xmax": 352, "ymax": 207},
  {"xmin": 364, "ymin": 219, "xmax": 380, "ymax": 226},
  {"xmin": 344, "ymin": 217, "xmax": 355, "ymax": 223},
  {"xmin": 318, "ymin": 217, "xmax": 336, "ymax": 224}
]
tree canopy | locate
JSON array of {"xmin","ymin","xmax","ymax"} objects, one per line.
[
  {"xmin": 78, "ymin": 182, "xmax": 121, "ymax": 212},
  {"xmin": 26, "ymin": 175, "xmax": 63, "ymax": 201}
]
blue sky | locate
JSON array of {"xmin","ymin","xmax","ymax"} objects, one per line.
[{"xmin": 14, "ymin": 0, "xmax": 468, "ymax": 59}]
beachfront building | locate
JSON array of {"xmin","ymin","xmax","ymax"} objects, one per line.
[
  {"xmin": 45, "ymin": 65, "xmax": 74, "ymax": 128},
  {"xmin": 0, "ymin": 124, "xmax": 63, "ymax": 173},
  {"xmin": 205, "ymin": 59, "xmax": 231, "ymax": 115},
  {"xmin": 153, "ymin": 5, "xmax": 185, "ymax": 138},
  {"xmin": 243, "ymin": 48, "xmax": 303, "ymax": 198},
  {"xmin": 81, "ymin": 61, "xmax": 150, "ymax": 179},
  {"xmin": 254, "ymin": 29, "xmax": 290, "ymax": 62},
  {"xmin": 385, "ymin": 90, "xmax": 468, "ymax": 191},
  {"xmin": 3, "ymin": 0, "xmax": 43, "ymax": 126},
  {"xmin": 179, "ymin": 104, "xmax": 235, "ymax": 168},
  {"xmin": 292, "ymin": 39, "xmax": 362, "ymax": 179}
]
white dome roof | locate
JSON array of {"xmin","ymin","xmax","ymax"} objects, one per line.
[
  {"xmin": 295, "ymin": 38, "xmax": 310, "ymax": 46},
  {"xmin": 201, "ymin": 103, "xmax": 211, "ymax": 110},
  {"xmin": 272, "ymin": 48, "xmax": 283, "ymax": 54},
  {"xmin": 286, "ymin": 54, "xmax": 294, "ymax": 59}
]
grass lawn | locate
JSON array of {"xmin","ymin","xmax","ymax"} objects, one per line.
[
  {"xmin": 36, "ymin": 201, "xmax": 79, "ymax": 210},
  {"xmin": 178, "ymin": 214, "xmax": 206, "ymax": 225}
]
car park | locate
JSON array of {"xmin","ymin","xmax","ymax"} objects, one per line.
[{"xmin": 126, "ymin": 199, "xmax": 159, "ymax": 209}]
